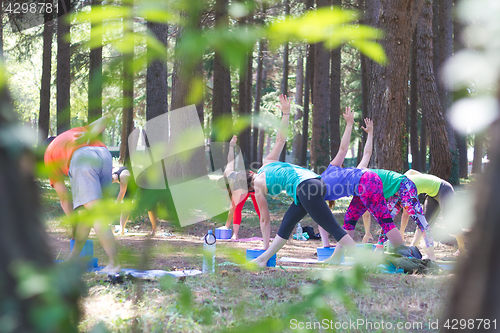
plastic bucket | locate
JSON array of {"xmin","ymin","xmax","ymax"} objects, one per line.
[
  {"xmin": 317, "ymin": 247, "xmax": 344, "ymax": 262},
  {"xmin": 215, "ymin": 227, "xmax": 232, "ymax": 240},
  {"xmin": 246, "ymin": 249, "xmax": 276, "ymax": 267}
]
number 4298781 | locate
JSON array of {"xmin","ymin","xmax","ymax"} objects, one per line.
[
  {"xmin": 444, "ymin": 319, "xmax": 496, "ymax": 330},
  {"xmin": 3, "ymin": 2, "xmax": 59, "ymax": 15}
]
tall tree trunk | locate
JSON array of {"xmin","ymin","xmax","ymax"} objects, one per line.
[
  {"xmin": 257, "ymin": 56, "xmax": 268, "ymax": 164},
  {"xmin": 88, "ymin": 0, "xmax": 102, "ymax": 124},
  {"xmin": 442, "ymin": 120, "xmax": 500, "ymax": 329},
  {"xmin": 292, "ymin": 50, "xmax": 304, "ymax": 165},
  {"xmin": 279, "ymin": 0, "xmax": 290, "ymax": 163},
  {"xmin": 146, "ymin": 22, "xmax": 168, "ymax": 121},
  {"xmin": 453, "ymin": 5, "xmax": 468, "ymax": 179},
  {"xmin": 253, "ymin": 38, "xmax": 266, "ymax": 168},
  {"xmin": 437, "ymin": 0, "xmax": 455, "ymax": 150},
  {"xmin": 238, "ymin": 53, "xmax": 250, "ymax": 164},
  {"xmin": 310, "ymin": 0, "xmax": 332, "ymax": 173},
  {"xmin": 364, "ymin": 0, "xmax": 381, "ymax": 123},
  {"xmin": 119, "ymin": 0, "xmax": 134, "ymax": 164},
  {"xmin": 245, "ymin": 51, "xmax": 253, "ymax": 164},
  {"xmin": 370, "ymin": 0, "xmax": 423, "ymax": 171},
  {"xmin": 56, "ymin": 0, "xmax": 71, "ymax": 134},
  {"xmin": 212, "ymin": 0, "xmax": 232, "ymax": 141},
  {"xmin": 410, "ymin": 30, "xmax": 421, "ymax": 171},
  {"xmin": 420, "ymin": 111, "xmax": 427, "ymax": 171},
  {"xmin": 38, "ymin": 3, "xmax": 53, "ymax": 145},
  {"xmin": 0, "ymin": 88, "xmax": 82, "ymax": 332},
  {"xmin": 330, "ymin": 42, "xmax": 341, "ymax": 159},
  {"xmin": 472, "ymin": 133, "xmax": 484, "ymax": 174},
  {"xmin": 415, "ymin": 0, "xmax": 452, "ymax": 179},
  {"xmin": 300, "ymin": 43, "xmax": 314, "ymax": 167}
]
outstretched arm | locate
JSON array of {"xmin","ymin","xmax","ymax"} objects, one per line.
[
  {"xmin": 357, "ymin": 118, "xmax": 374, "ymax": 168},
  {"xmin": 263, "ymin": 95, "xmax": 291, "ymax": 164},
  {"xmin": 223, "ymin": 135, "xmax": 238, "ymax": 177},
  {"xmin": 329, "ymin": 107, "xmax": 355, "ymax": 167},
  {"xmin": 75, "ymin": 116, "xmax": 110, "ymax": 144}
]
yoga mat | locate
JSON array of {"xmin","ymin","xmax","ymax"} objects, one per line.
[
  {"xmin": 95, "ymin": 268, "xmax": 203, "ymax": 278},
  {"xmin": 278, "ymin": 257, "xmax": 355, "ymax": 266},
  {"xmin": 278, "ymin": 257, "xmax": 454, "ymax": 270},
  {"xmin": 219, "ymin": 237, "xmax": 263, "ymax": 242}
]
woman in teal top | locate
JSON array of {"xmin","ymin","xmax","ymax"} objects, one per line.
[{"xmin": 248, "ymin": 95, "xmax": 356, "ymax": 266}]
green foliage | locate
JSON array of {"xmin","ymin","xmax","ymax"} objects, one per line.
[{"xmin": 10, "ymin": 262, "xmax": 86, "ymax": 333}]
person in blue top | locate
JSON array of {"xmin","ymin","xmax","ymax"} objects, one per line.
[
  {"xmin": 318, "ymin": 108, "xmax": 405, "ymax": 257},
  {"xmin": 248, "ymin": 95, "xmax": 357, "ymax": 266}
]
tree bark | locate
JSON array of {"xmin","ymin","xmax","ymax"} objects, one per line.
[
  {"xmin": 119, "ymin": 0, "xmax": 134, "ymax": 165},
  {"xmin": 453, "ymin": 6, "xmax": 468, "ymax": 179},
  {"xmin": 56, "ymin": 0, "xmax": 71, "ymax": 134},
  {"xmin": 370, "ymin": 0, "xmax": 424, "ymax": 171},
  {"xmin": 254, "ymin": 38, "xmax": 266, "ymax": 168},
  {"xmin": 472, "ymin": 133, "xmax": 484, "ymax": 174},
  {"xmin": 410, "ymin": 30, "xmax": 421, "ymax": 171},
  {"xmin": 88, "ymin": 0, "xmax": 103, "ymax": 124},
  {"xmin": 38, "ymin": 2, "xmax": 53, "ymax": 145},
  {"xmin": 292, "ymin": 50, "xmax": 304, "ymax": 165},
  {"xmin": 238, "ymin": 52, "xmax": 250, "ymax": 164},
  {"xmin": 442, "ymin": 120, "xmax": 500, "ymax": 329},
  {"xmin": 330, "ymin": 41, "xmax": 341, "ymax": 160},
  {"xmin": 420, "ymin": 110, "xmax": 427, "ymax": 171},
  {"xmin": 146, "ymin": 22, "xmax": 168, "ymax": 121},
  {"xmin": 212, "ymin": 0, "xmax": 232, "ymax": 141},
  {"xmin": 437, "ymin": 0, "xmax": 455, "ymax": 151},
  {"xmin": 279, "ymin": 0, "xmax": 290, "ymax": 163},
  {"xmin": 300, "ymin": 43, "xmax": 313, "ymax": 167},
  {"xmin": 0, "ymin": 88, "xmax": 82, "ymax": 332},
  {"xmin": 415, "ymin": 0, "xmax": 452, "ymax": 179}
]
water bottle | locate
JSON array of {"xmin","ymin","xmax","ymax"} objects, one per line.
[
  {"xmin": 296, "ymin": 223, "xmax": 304, "ymax": 241},
  {"xmin": 203, "ymin": 230, "xmax": 216, "ymax": 273}
]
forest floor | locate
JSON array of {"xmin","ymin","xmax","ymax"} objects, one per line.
[{"xmin": 41, "ymin": 177, "xmax": 476, "ymax": 333}]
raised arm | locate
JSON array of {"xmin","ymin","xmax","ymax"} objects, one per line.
[
  {"xmin": 356, "ymin": 118, "xmax": 374, "ymax": 168},
  {"xmin": 223, "ymin": 135, "xmax": 238, "ymax": 177},
  {"xmin": 329, "ymin": 107, "xmax": 355, "ymax": 167},
  {"xmin": 263, "ymin": 95, "xmax": 291, "ymax": 165},
  {"xmin": 75, "ymin": 116, "xmax": 110, "ymax": 144}
]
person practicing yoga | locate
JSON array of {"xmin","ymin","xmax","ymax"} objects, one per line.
[
  {"xmin": 318, "ymin": 108, "xmax": 406, "ymax": 257},
  {"xmin": 44, "ymin": 116, "xmax": 120, "ymax": 273},
  {"xmin": 249, "ymin": 95, "xmax": 357, "ymax": 266},
  {"xmin": 403, "ymin": 169, "xmax": 465, "ymax": 257},
  {"xmin": 111, "ymin": 166, "xmax": 160, "ymax": 236},
  {"xmin": 223, "ymin": 135, "xmax": 261, "ymax": 240},
  {"xmin": 366, "ymin": 169, "xmax": 437, "ymax": 260}
]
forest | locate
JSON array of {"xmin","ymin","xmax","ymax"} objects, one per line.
[{"xmin": 1, "ymin": 0, "xmax": 500, "ymax": 332}]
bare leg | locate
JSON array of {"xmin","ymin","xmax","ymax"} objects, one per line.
[
  {"xmin": 411, "ymin": 228, "xmax": 424, "ymax": 247},
  {"xmin": 251, "ymin": 235, "xmax": 287, "ymax": 267},
  {"xmin": 325, "ymin": 230, "xmax": 354, "ymax": 263},
  {"xmin": 84, "ymin": 199, "xmax": 120, "ymax": 273},
  {"xmin": 400, "ymin": 209, "xmax": 410, "ymax": 238},
  {"xmin": 386, "ymin": 228, "xmax": 405, "ymax": 248},
  {"xmin": 323, "ymin": 232, "xmax": 357, "ymax": 264},
  {"xmin": 67, "ymin": 222, "xmax": 91, "ymax": 261},
  {"xmin": 118, "ymin": 210, "xmax": 129, "ymax": 235},
  {"xmin": 454, "ymin": 233, "xmax": 466, "ymax": 253},
  {"xmin": 148, "ymin": 210, "xmax": 157, "ymax": 236},
  {"xmin": 261, "ymin": 220, "xmax": 271, "ymax": 250},
  {"xmin": 224, "ymin": 208, "xmax": 234, "ymax": 229},
  {"xmin": 362, "ymin": 211, "xmax": 373, "ymax": 243},
  {"xmin": 232, "ymin": 224, "xmax": 240, "ymax": 240},
  {"xmin": 318, "ymin": 225, "xmax": 331, "ymax": 248}
]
